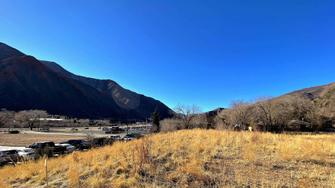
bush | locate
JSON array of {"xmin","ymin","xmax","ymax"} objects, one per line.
[{"xmin": 160, "ymin": 118, "xmax": 185, "ymax": 132}]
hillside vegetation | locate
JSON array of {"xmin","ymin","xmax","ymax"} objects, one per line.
[
  {"xmin": 214, "ymin": 83, "xmax": 335, "ymax": 132},
  {"xmin": 0, "ymin": 130, "xmax": 334, "ymax": 187}
]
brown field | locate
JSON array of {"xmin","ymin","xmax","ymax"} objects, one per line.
[
  {"xmin": 0, "ymin": 129, "xmax": 334, "ymax": 187},
  {"xmin": 0, "ymin": 133, "xmax": 86, "ymax": 147}
]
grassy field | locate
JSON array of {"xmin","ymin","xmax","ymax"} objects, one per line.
[
  {"xmin": 0, "ymin": 130, "xmax": 334, "ymax": 187},
  {"xmin": 0, "ymin": 133, "xmax": 85, "ymax": 147}
]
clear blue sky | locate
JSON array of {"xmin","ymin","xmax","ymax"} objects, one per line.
[{"xmin": 0, "ymin": 0, "xmax": 334, "ymax": 111}]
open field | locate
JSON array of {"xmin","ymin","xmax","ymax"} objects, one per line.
[
  {"xmin": 0, "ymin": 133, "xmax": 86, "ymax": 147},
  {"xmin": 0, "ymin": 129, "xmax": 334, "ymax": 187}
]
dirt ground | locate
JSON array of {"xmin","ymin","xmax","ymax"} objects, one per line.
[{"xmin": 0, "ymin": 133, "xmax": 86, "ymax": 147}]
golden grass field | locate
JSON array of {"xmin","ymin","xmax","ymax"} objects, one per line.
[{"xmin": 0, "ymin": 129, "xmax": 334, "ymax": 188}]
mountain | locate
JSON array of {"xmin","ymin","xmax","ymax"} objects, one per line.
[
  {"xmin": 283, "ymin": 82, "xmax": 335, "ymax": 107},
  {"xmin": 283, "ymin": 82, "xmax": 335, "ymax": 100},
  {"xmin": 0, "ymin": 42, "xmax": 173, "ymax": 120},
  {"xmin": 283, "ymin": 82, "xmax": 335, "ymax": 116}
]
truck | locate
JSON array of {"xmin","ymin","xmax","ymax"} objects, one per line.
[{"xmin": 29, "ymin": 141, "xmax": 67, "ymax": 157}]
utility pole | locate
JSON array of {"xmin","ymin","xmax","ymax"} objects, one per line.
[{"xmin": 45, "ymin": 159, "xmax": 48, "ymax": 187}]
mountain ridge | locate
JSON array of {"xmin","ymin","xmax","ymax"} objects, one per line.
[{"xmin": 0, "ymin": 42, "xmax": 173, "ymax": 120}]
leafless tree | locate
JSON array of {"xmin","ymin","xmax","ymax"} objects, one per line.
[
  {"xmin": 285, "ymin": 95, "xmax": 314, "ymax": 121},
  {"xmin": 15, "ymin": 110, "xmax": 48, "ymax": 128},
  {"xmin": 216, "ymin": 101, "xmax": 254, "ymax": 130},
  {"xmin": 0, "ymin": 109, "xmax": 14, "ymax": 128},
  {"xmin": 174, "ymin": 105, "xmax": 202, "ymax": 129},
  {"xmin": 252, "ymin": 97, "xmax": 280, "ymax": 131},
  {"xmin": 253, "ymin": 97, "xmax": 298, "ymax": 132},
  {"xmin": 160, "ymin": 118, "xmax": 184, "ymax": 132},
  {"xmin": 230, "ymin": 101, "xmax": 254, "ymax": 129}
]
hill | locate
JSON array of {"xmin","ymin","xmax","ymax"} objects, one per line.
[
  {"xmin": 283, "ymin": 82, "xmax": 335, "ymax": 100},
  {"xmin": 282, "ymin": 82, "xmax": 335, "ymax": 118},
  {"xmin": 0, "ymin": 42, "xmax": 173, "ymax": 120},
  {"xmin": 0, "ymin": 130, "xmax": 334, "ymax": 187}
]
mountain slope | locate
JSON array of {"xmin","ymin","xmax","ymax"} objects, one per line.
[
  {"xmin": 283, "ymin": 82, "xmax": 335, "ymax": 117},
  {"xmin": 41, "ymin": 61, "xmax": 172, "ymax": 119},
  {"xmin": 0, "ymin": 43, "xmax": 24, "ymax": 60},
  {"xmin": 0, "ymin": 42, "xmax": 173, "ymax": 120},
  {"xmin": 283, "ymin": 82, "xmax": 335, "ymax": 100}
]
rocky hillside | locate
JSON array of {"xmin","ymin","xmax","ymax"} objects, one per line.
[{"xmin": 283, "ymin": 82, "xmax": 335, "ymax": 117}]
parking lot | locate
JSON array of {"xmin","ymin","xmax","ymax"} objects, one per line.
[{"xmin": 0, "ymin": 124, "xmax": 151, "ymax": 167}]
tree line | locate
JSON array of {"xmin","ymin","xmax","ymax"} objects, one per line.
[
  {"xmin": 0, "ymin": 109, "xmax": 48, "ymax": 129},
  {"xmin": 157, "ymin": 96, "xmax": 335, "ymax": 133}
]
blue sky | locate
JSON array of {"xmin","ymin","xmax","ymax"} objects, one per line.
[{"xmin": 0, "ymin": 0, "xmax": 334, "ymax": 111}]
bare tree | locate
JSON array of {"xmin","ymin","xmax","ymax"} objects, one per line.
[
  {"xmin": 285, "ymin": 95, "xmax": 314, "ymax": 121},
  {"xmin": 216, "ymin": 94, "xmax": 334, "ymax": 132},
  {"xmin": 253, "ymin": 97, "xmax": 297, "ymax": 132},
  {"xmin": 174, "ymin": 105, "xmax": 202, "ymax": 129},
  {"xmin": 253, "ymin": 97, "xmax": 277, "ymax": 131},
  {"xmin": 231, "ymin": 101, "xmax": 254, "ymax": 130},
  {"xmin": 15, "ymin": 110, "xmax": 48, "ymax": 129},
  {"xmin": 0, "ymin": 109, "xmax": 14, "ymax": 128},
  {"xmin": 160, "ymin": 118, "xmax": 184, "ymax": 132}
]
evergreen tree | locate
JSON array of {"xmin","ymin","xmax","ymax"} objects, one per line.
[{"xmin": 151, "ymin": 110, "xmax": 160, "ymax": 133}]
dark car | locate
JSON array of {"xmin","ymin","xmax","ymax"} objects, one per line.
[
  {"xmin": 29, "ymin": 141, "xmax": 66, "ymax": 157},
  {"xmin": 0, "ymin": 150, "xmax": 20, "ymax": 166},
  {"xmin": 61, "ymin": 140, "xmax": 91, "ymax": 150},
  {"xmin": 123, "ymin": 133, "xmax": 143, "ymax": 141},
  {"xmin": 126, "ymin": 133, "xmax": 143, "ymax": 139},
  {"xmin": 104, "ymin": 126, "xmax": 124, "ymax": 134}
]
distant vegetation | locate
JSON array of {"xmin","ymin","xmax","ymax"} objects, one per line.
[
  {"xmin": 0, "ymin": 130, "xmax": 334, "ymax": 187},
  {"xmin": 216, "ymin": 95, "xmax": 334, "ymax": 132},
  {"xmin": 0, "ymin": 109, "xmax": 48, "ymax": 129},
  {"xmin": 0, "ymin": 109, "xmax": 115, "ymax": 129},
  {"xmin": 161, "ymin": 85, "xmax": 335, "ymax": 133}
]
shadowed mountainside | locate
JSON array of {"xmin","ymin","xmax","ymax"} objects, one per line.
[{"xmin": 0, "ymin": 42, "xmax": 173, "ymax": 120}]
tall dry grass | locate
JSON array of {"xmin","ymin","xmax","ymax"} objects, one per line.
[{"xmin": 0, "ymin": 130, "xmax": 334, "ymax": 187}]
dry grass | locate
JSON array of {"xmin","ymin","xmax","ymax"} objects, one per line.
[
  {"xmin": 0, "ymin": 130, "xmax": 334, "ymax": 187},
  {"xmin": 0, "ymin": 133, "xmax": 85, "ymax": 146}
]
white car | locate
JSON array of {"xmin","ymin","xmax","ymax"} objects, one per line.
[
  {"xmin": 18, "ymin": 148, "xmax": 36, "ymax": 161},
  {"xmin": 55, "ymin": 144, "xmax": 75, "ymax": 154},
  {"xmin": 122, "ymin": 135, "xmax": 135, "ymax": 141}
]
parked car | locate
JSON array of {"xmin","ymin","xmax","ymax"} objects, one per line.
[
  {"xmin": 110, "ymin": 135, "xmax": 122, "ymax": 141},
  {"xmin": 126, "ymin": 133, "xmax": 143, "ymax": 139},
  {"xmin": 122, "ymin": 135, "xmax": 134, "ymax": 141},
  {"xmin": 71, "ymin": 128, "xmax": 79, "ymax": 132},
  {"xmin": 55, "ymin": 144, "xmax": 75, "ymax": 154},
  {"xmin": 0, "ymin": 150, "xmax": 20, "ymax": 166},
  {"xmin": 29, "ymin": 141, "xmax": 67, "ymax": 157},
  {"xmin": 17, "ymin": 148, "xmax": 36, "ymax": 161},
  {"xmin": 8, "ymin": 130, "xmax": 20, "ymax": 134},
  {"xmin": 39, "ymin": 127, "xmax": 50, "ymax": 132},
  {"xmin": 111, "ymin": 126, "xmax": 125, "ymax": 134},
  {"xmin": 103, "ymin": 127, "xmax": 124, "ymax": 134},
  {"xmin": 61, "ymin": 140, "xmax": 91, "ymax": 150}
]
